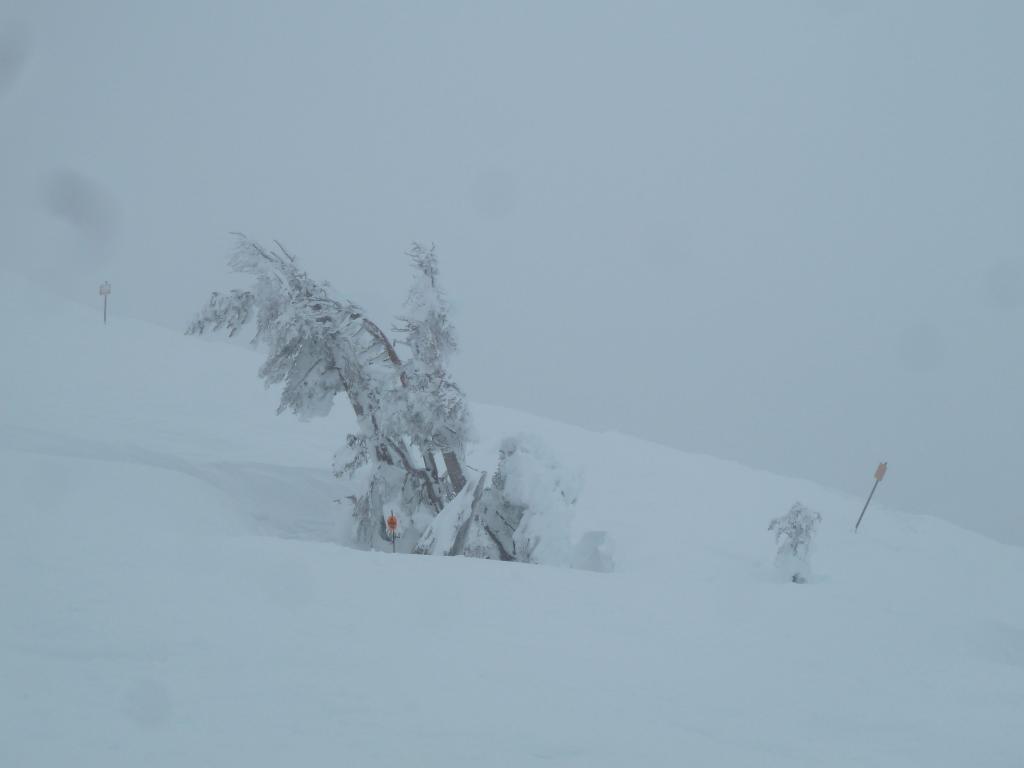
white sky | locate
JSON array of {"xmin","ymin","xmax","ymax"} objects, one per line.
[{"xmin": 2, "ymin": 0, "xmax": 1021, "ymax": 543}]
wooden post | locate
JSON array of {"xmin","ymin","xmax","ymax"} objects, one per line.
[{"xmin": 855, "ymin": 462, "xmax": 887, "ymax": 533}]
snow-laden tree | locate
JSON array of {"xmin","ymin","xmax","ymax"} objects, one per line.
[
  {"xmin": 188, "ymin": 236, "xmax": 455, "ymax": 548},
  {"xmin": 189, "ymin": 235, "xmax": 606, "ymax": 568},
  {"xmin": 768, "ymin": 502, "xmax": 822, "ymax": 583},
  {"xmin": 390, "ymin": 242, "xmax": 472, "ymax": 498}
]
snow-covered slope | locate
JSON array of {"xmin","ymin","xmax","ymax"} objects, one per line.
[{"xmin": 1, "ymin": 272, "xmax": 1022, "ymax": 767}]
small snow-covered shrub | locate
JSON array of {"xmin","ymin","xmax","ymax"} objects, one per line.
[
  {"xmin": 768, "ymin": 502, "xmax": 821, "ymax": 583},
  {"xmin": 494, "ymin": 435, "xmax": 581, "ymax": 567},
  {"xmin": 571, "ymin": 531, "xmax": 614, "ymax": 573}
]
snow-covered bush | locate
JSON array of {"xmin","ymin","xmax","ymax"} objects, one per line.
[
  {"xmin": 571, "ymin": 531, "xmax": 615, "ymax": 573},
  {"xmin": 768, "ymin": 502, "xmax": 821, "ymax": 583},
  {"xmin": 492, "ymin": 435, "xmax": 580, "ymax": 566},
  {"xmin": 413, "ymin": 435, "xmax": 584, "ymax": 566}
]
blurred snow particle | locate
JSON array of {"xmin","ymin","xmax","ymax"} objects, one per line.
[
  {"xmin": 897, "ymin": 323, "xmax": 946, "ymax": 372},
  {"xmin": 0, "ymin": 21, "xmax": 29, "ymax": 96},
  {"xmin": 120, "ymin": 678, "xmax": 172, "ymax": 729},
  {"xmin": 984, "ymin": 261, "xmax": 1022, "ymax": 311},
  {"xmin": 42, "ymin": 169, "xmax": 119, "ymax": 245},
  {"xmin": 470, "ymin": 169, "xmax": 519, "ymax": 220}
]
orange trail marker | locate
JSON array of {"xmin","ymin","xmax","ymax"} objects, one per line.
[
  {"xmin": 855, "ymin": 462, "xmax": 887, "ymax": 533},
  {"xmin": 386, "ymin": 514, "xmax": 398, "ymax": 552}
]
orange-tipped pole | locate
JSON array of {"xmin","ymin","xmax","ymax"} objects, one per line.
[{"xmin": 855, "ymin": 462, "xmax": 887, "ymax": 533}]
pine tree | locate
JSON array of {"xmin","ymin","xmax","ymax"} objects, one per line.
[
  {"xmin": 188, "ymin": 236, "xmax": 456, "ymax": 547},
  {"xmin": 393, "ymin": 242, "xmax": 472, "ymax": 497}
]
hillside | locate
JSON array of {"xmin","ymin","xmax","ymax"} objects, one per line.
[{"xmin": 1, "ymin": 271, "xmax": 1022, "ymax": 767}]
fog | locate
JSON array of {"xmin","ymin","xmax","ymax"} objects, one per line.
[{"xmin": 2, "ymin": 1, "xmax": 1021, "ymax": 543}]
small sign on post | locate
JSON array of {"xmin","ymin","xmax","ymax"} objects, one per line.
[
  {"xmin": 386, "ymin": 513, "xmax": 398, "ymax": 553},
  {"xmin": 99, "ymin": 281, "xmax": 111, "ymax": 325},
  {"xmin": 855, "ymin": 461, "xmax": 887, "ymax": 533}
]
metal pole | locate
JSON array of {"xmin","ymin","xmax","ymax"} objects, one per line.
[
  {"xmin": 854, "ymin": 478, "xmax": 880, "ymax": 532},
  {"xmin": 99, "ymin": 282, "xmax": 111, "ymax": 324}
]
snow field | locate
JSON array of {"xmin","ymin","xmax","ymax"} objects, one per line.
[{"xmin": 1, "ymin": 272, "xmax": 1022, "ymax": 766}]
